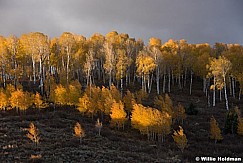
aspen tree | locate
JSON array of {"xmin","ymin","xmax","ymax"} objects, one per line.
[
  {"xmin": 85, "ymin": 85, "xmax": 101, "ymax": 118},
  {"xmin": 110, "ymin": 84, "xmax": 121, "ymax": 102},
  {"xmin": 0, "ymin": 36, "xmax": 8, "ymax": 88},
  {"xmin": 59, "ymin": 32, "xmax": 77, "ymax": 85},
  {"xmin": 0, "ymin": 91, "xmax": 8, "ymax": 111},
  {"xmin": 88, "ymin": 33, "xmax": 105, "ymax": 82},
  {"xmin": 174, "ymin": 103, "xmax": 187, "ymax": 125},
  {"xmin": 210, "ymin": 116, "xmax": 223, "ymax": 144},
  {"xmin": 193, "ymin": 44, "xmax": 212, "ymax": 96},
  {"xmin": 131, "ymin": 103, "xmax": 172, "ymax": 142},
  {"xmin": 67, "ymin": 84, "xmax": 81, "ymax": 106},
  {"xmin": 5, "ymin": 35, "xmax": 19, "ymax": 88},
  {"xmin": 95, "ymin": 118, "xmax": 103, "ymax": 136},
  {"xmin": 10, "ymin": 89, "xmax": 32, "ymax": 113},
  {"xmin": 100, "ymin": 86, "xmax": 113, "ymax": 115},
  {"xmin": 54, "ymin": 84, "xmax": 67, "ymax": 105},
  {"xmin": 74, "ymin": 122, "xmax": 85, "ymax": 144},
  {"xmin": 164, "ymin": 94, "xmax": 173, "ymax": 116},
  {"xmin": 77, "ymin": 93, "xmax": 91, "ymax": 115},
  {"xmin": 123, "ymin": 90, "xmax": 135, "ymax": 116},
  {"xmin": 104, "ymin": 31, "xmax": 118, "ymax": 87},
  {"xmin": 161, "ymin": 39, "xmax": 179, "ymax": 92},
  {"xmin": 136, "ymin": 48, "xmax": 156, "ymax": 93},
  {"xmin": 149, "ymin": 37, "xmax": 162, "ymax": 94},
  {"xmin": 33, "ymin": 92, "xmax": 45, "ymax": 110},
  {"xmin": 208, "ymin": 56, "xmax": 232, "ymax": 110},
  {"xmin": 154, "ymin": 95, "xmax": 165, "ymax": 110},
  {"xmin": 172, "ymin": 126, "xmax": 187, "ymax": 152},
  {"xmin": 26, "ymin": 122, "xmax": 40, "ymax": 147},
  {"xmin": 110, "ymin": 100, "xmax": 127, "ymax": 130},
  {"xmin": 223, "ymin": 44, "xmax": 243, "ymax": 99},
  {"xmin": 237, "ymin": 118, "xmax": 243, "ymax": 136},
  {"xmin": 84, "ymin": 49, "xmax": 94, "ymax": 88},
  {"xmin": 135, "ymin": 89, "xmax": 148, "ymax": 104},
  {"xmin": 116, "ymin": 49, "xmax": 129, "ymax": 96}
]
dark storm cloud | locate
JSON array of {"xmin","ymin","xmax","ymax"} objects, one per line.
[{"xmin": 0, "ymin": 0, "xmax": 242, "ymax": 44}]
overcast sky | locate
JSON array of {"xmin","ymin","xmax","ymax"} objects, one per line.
[{"xmin": 0, "ymin": 0, "xmax": 242, "ymax": 44}]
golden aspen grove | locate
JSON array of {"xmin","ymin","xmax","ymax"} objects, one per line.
[{"xmin": 0, "ymin": 31, "xmax": 243, "ymax": 162}]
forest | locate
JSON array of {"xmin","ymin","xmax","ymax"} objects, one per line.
[{"xmin": 0, "ymin": 31, "xmax": 243, "ymax": 162}]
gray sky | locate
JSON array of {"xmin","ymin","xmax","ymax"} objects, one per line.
[{"xmin": 0, "ymin": 0, "xmax": 242, "ymax": 44}]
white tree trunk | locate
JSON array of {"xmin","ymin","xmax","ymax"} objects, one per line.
[
  {"xmin": 120, "ymin": 64, "xmax": 123, "ymax": 97},
  {"xmin": 232, "ymin": 77, "xmax": 235, "ymax": 98},
  {"xmin": 223, "ymin": 76, "xmax": 229, "ymax": 110},
  {"xmin": 203, "ymin": 78, "xmax": 206, "ymax": 93},
  {"xmin": 39, "ymin": 58, "xmax": 44, "ymax": 95},
  {"xmin": 168, "ymin": 71, "xmax": 171, "ymax": 93},
  {"xmin": 66, "ymin": 51, "xmax": 70, "ymax": 85},
  {"xmin": 148, "ymin": 74, "xmax": 153, "ymax": 93},
  {"xmin": 208, "ymin": 91, "xmax": 211, "ymax": 107},
  {"xmin": 239, "ymin": 88, "xmax": 241, "ymax": 101},
  {"xmin": 206, "ymin": 78, "xmax": 209, "ymax": 97},
  {"xmin": 156, "ymin": 67, "xmax": 160, "ymax": 94},
  {"xmin": 163, "ymin": 73, "xmax": 166, "ymax": 93},
  {"xmin": 125, "ymin": 72, "xmax": 128, "ymax": 87},
  {"xmin": 189, "ymin": 71, "xmax": 193, "ymax": 95},
  {"xmin": 32, "ymin": 55, "xmax": 36, "ymax": 84},
  {"xmin": 213, "ymin": 76, "xmax": 216, "ymax": 107},
  {"xmin": 2, "ymin": 64, "xmax": 6, "ymax": 88},
  {"xmin": 14, "ymin": 55, "xmax": 17, "ymax": 88},
  {"xmin": 172, "ymin": 70, "xmax": 174, "ymax": 86}
]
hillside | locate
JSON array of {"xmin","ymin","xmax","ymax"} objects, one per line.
[{"xmin": 1, "ymin": 83, "xmax": 243, "ymax": 163}]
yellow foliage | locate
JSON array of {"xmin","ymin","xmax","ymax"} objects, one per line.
[
  {"xmin": 77, "ymin": 93, "xmax": 91, "ymax": 114},
  {"xmin": 131, "ymin": 103, "xmax": 150, "ymax": 134},
  {"xmin": 67, "ymin": 84, "xmax": 81, "ymax": 105},
  {"xmin": 0, "ymin": 91, "xmax": 8, "ymax": 110},
  {"xmin": 136, "ymin": 51, "xmax": 156, "ymax": 77},
  {"xmin": 234, "ymin": 106, "xmax": 241, "ymax": 118},
  {"xmin": 123, "ymin": 90, "xmax": 135, "ymax": 113},
  {"xmin": 149, "ymin": 37, "xmax": 161, "ymax": 47},
  {"xmin": 135, "ymin": 89, "xmax": 148, "ymax": 104},
  {"xmin": 164, "ymin": 94, "xmax": 173, "ymax": 116},
  {"xmin": 237, "ymin": 118, "xmax": 243, "ymax": 136},
  {"xmin": 110, "ymin": 84, "xmax": 121, "ymax": 102},
  {"xmin": 54, "ymin": 84, "xmax": 67, "ymax": 105},
  {"xmin": 74, "ymin": 122, "xmax": 85, "ymax": 139},
  {"xmin": 154, "ymin": 94, "xmax": 173, "ymax": 116},
  {"xmin": 174, "ymin": 103, "xmax": 187, "ymax": 124},
  {"xmin": 172, "ymin": 126, "xmax": 187, "ymax": 152},
  {"xmin": 110, "ymin": 101, "xmax": 127, "ymax": 130},
  {"xmin": 33, "ymin": 93, "xmax": 45, "ymax": 109},
  {"xmin": 85, "ymin": 85, "xmax": 101, "ymax": 116},
  {"xmin": 131, "ymin": 102, "xmax": 172, "ymax": 141},
  {"xmin": 116, "ymin": 49, "xmax": 130, "ymax": 80},
  {"xmin": 207, "ymin": 56, "xmax": 232, "ymax": 90},
  {"xmin": 10, "ymin": 89, "xmax": 32, "ymax": 111},
  {"xmin": 210, "ymin": 116, "xmax": 223, "ymax": 143},
  {"xmin": 154, "ymin": 95, "xmax": 164, "ymax": 109},
  {"xmin": 26, "ymin": 122, "xmax": 40, "ymax": 146},
  {"xmin": 100, "ymin": 86, "xmax": 114, "ymax": 115},
  {"xmin": 5, "ymin": 84, "xmax": 15, "ymax": 98}
]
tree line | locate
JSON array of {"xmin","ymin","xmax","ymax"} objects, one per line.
[{"xmin": 0, "ymin": 31, "xmax": 243, "ymax": 109}]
